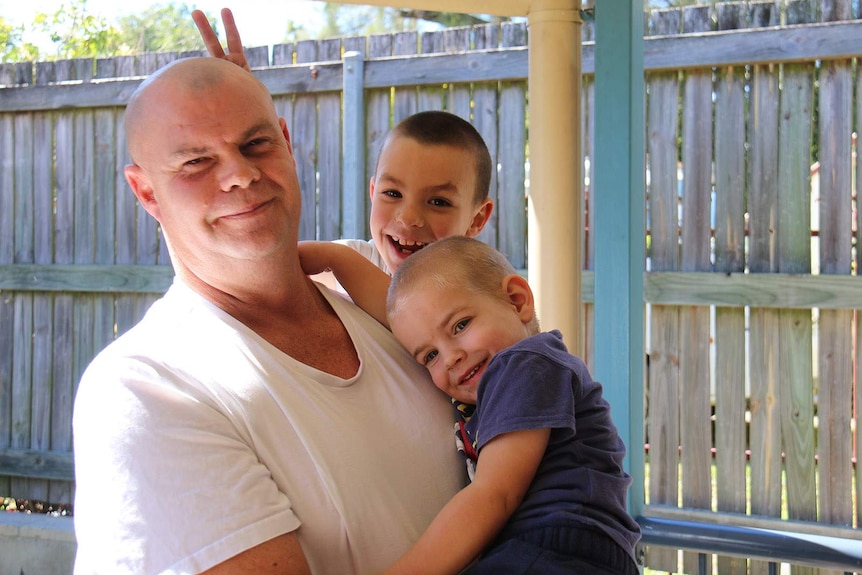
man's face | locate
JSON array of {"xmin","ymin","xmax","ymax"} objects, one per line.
[
  {"xmin": 369, "ymin": 137, "xmax": 492, "ymax": 273},
  {"xmin": 125, "ymin": 67, "xmax": 301, "ymax": 282}
]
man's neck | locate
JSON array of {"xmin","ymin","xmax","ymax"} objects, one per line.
[{"xmin": 176, "ymin": 262, "xmax": 360, "ymax": 378}]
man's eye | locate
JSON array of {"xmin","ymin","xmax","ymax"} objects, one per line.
[
  {"xmin": 423, "ymin": 350, "xmax": 438, "ymax": 364},
  {"xmin": 429, "ymin": 198, "xmax": 452, "ymax": 207},
  {"xmin": 244, "ymin": 138, "xmax": 268, "ymax": 150}
]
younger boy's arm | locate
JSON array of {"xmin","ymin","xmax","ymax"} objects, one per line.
[
  {"xmin": 298, "ymin": 241, "xmax": 391, "ymax": 327},
  {"xmin": 384, "ymin": 427, "xmax": 551, "ymax": 575}
]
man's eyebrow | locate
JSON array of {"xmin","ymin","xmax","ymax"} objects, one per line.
[{"xmin": 169, "ymin": 122, "xmax": 279, "ymax": 160}]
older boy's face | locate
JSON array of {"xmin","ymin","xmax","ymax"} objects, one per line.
[{"xmin": 369, "ymin": 137, "xmax": 492, "ymax": 273}]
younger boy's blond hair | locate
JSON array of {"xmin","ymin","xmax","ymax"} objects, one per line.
[{"xmin": 387, "ymin": 236, "xmax": 540, "ymax": 334}]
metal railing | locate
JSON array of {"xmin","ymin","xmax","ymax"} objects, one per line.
[{"xmin": 637, "ymin": 516, "xmax": 862, "ymax": 575}]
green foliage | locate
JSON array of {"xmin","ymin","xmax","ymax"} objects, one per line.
[
  {"xmin": 0, "ymin": 17, "xmax": 40, "ymax": 62},
  {"xmin": 317, "ymin": 4, "xmax": 510, "ymax": 38},
  {"xmin": 319, "ymin": 4, "xmax": 415, "ymax": 37},
  {"xmin": 0, "ymin": 0, "xmax": 515, "ymax": 63},
  {"xmin": 115, "ymin": 3, "xmax": 205, "ymax": 54},
  {"xmin": 33, "ymin": 1, "xmax": 123, "ymax": 59}
]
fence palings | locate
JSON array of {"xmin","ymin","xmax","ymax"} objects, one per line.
[{"xmin": 713, "ymin": 9, "xmax": 747, "ymax": 574}]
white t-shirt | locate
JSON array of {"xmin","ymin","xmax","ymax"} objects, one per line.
[{"xmin": 73, "ymin": 280, "xmax": 462, "ymax": 575}]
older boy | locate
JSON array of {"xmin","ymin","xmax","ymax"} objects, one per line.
[{"xmin": 346, "ymin": 109, "xmax": 494, "ymax": 273}]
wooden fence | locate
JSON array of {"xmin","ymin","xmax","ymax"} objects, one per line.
[{"xmin": 1, "ymin": 1, "xmax": 861, "ymax": 572}]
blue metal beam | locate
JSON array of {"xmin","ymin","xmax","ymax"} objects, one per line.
[{"xmin": 593, "ymin": 0, "xmax": 646, "ymax": 518}]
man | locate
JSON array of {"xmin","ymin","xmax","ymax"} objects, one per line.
[{"xmin": 72, "ymin": 57, "xmax": 462, "ymax": 575}]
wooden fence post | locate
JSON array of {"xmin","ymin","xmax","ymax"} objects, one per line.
[{"xmin": 342, "ymin": 51, "xmax": 366, "ymax": 241}]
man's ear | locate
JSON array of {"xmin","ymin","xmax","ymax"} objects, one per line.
[
  {"xmin": 465, "ymin": 199, "xmax": 494, "ymax": 237},
  {"xmin": 124, "ymin": 164, "xmax": 161, "ymax": 221},
  {"xmin": 501, "ymin": 273, "xmax": 535, "ymax": 325},
  {"xmin": 279, "ymin": 117, "xmax": 295, "ymax": 157}
]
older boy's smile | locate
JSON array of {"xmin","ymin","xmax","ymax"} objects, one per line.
[{"xmin": 389, "ymin": 235, "xmax": 427, "ymax": 255}]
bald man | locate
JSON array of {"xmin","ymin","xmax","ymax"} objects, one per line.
[{"xmin": 72, "ymin": 57, "xmax": 462, "ymax": 575}]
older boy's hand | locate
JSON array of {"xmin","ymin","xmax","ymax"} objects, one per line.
[
  {"xmin": 192, "ymin": 8, "xmax": 251, "ymax": 72},
  {"xmin": 298, "ymin": 241, "xmax": 338, "ymax": 277}
]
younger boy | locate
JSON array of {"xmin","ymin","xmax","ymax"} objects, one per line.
[{"xmin": 299, "ymin": 236, "xmax": 641, "ymax": 575}]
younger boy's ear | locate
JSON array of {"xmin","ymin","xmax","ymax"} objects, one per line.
[
  {"xmin": 502, "ymin": 273, "xmax": 535, "ymax": 325},
  {"xmin": 465, "ymin": 199, "xmax": 494, "ymax": 237}
]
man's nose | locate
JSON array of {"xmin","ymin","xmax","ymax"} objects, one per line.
[{"xmin": 219, "ymin": 152, "xmax": 261, "ymax": 191}]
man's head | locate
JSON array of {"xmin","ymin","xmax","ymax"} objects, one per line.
[
  {"xmin": 369, "ymin": 111, "xmax": 495, "ymax": 274},
  {"xmin": 124, "ymin": 57, "xmax": 301, "ymax": 286},
  {"xmin": 386, "ymin": 236, "xmax": 538, "ymax": 404}
]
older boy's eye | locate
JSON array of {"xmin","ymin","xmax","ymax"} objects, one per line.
[
  {"xmin": 423, "ymin": 350, "xmax": 438, "ymax": 364},
  {"xmin": 454, "ymin": 319, "xmax": 470, "ymax": 333},
  {"xmin": 429, "ymin": 198, "xmax": 452, "ymax": 207},
  {"xmin": 383, "ymin": 190, "xmax": 403, "ymax": 199}
]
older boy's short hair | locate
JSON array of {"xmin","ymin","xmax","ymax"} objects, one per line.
[{"xmin": 380, "ymin": 111, "xmax": 493, "ymax": 204}]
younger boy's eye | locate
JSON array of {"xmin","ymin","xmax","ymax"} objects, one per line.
[
  {"xmin": 422, "ymin": 350, "xmax": 439, "ymax": 364},
  {"xmin": 454, "ymin": 318, "xmax": 470, "ymax": 333}
]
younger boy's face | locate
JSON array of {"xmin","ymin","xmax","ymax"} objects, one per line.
[
  {"xmin": 390, "ymin": 282, "xmax": 532, "ymax": 405},
  {"xmin": 369, "ymin": 136, "xmax": 493, "ymax": 273}
]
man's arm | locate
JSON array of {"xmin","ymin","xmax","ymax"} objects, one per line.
[
  {"xmin": 298, "ymin": 241, "xmax": 391, "ymax": 327},
  {"xmin": 192, "ymin": 8, "xmax": 251, "ymax": 71},
  {"xmin": 202, "ymin": 532, "xmax": 311, "ymax": 575},
  {"xmin": 384, "ymin": 427, "xmax": 551, "ymax": 575}
]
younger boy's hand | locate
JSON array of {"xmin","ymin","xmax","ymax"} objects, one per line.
[{"xmin": 192, "ymin": 8, "xmax": 251, "ymax": 72}]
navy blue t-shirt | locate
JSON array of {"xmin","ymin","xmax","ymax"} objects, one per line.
[{"xmin": 465, "ymin": 330, "xmax": 641, "ymax": 562}]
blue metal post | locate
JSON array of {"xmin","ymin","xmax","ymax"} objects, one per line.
[{"xmin": 593, "ymin": 0, "xmax": 645, "ymax": 518}]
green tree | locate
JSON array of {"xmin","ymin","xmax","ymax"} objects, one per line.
[
  {"xmin": 318, "ymin": 4, "xmax": 513, "ymax": 37},
  {"xmin": 116, "ymin": 3, "xmax": 206, "ymax": 54},
  {"xmin": 33, "ymin": 0, "xmax": 123, "ymax": 59},
  {"xmin": 0, "ymin": 17, "xmax": 40, "ymax": 62}
]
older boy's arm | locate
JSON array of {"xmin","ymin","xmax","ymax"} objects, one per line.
[
  {"xmin": 384, "ymin": 427, "xmax": 551, "ymax": 575},
  {"xmin": 192, "ymin": 8, "xmax": 251, "ymax": 71},
  {"xmin": 202, "ymin": 532, "xmax": 311, "ymax": 574},
  {"xmin": 298, "ymin": 241, "xmax": 391, "ymax": 327}
]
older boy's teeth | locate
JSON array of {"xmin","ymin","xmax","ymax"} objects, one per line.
[
  {"xmin": 391, "ymin": 237, "xmax": 426, "ymax": 254},
  {"xmin": 395, "ymin": 238, "xmax": 424, "ymax": 247}
]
